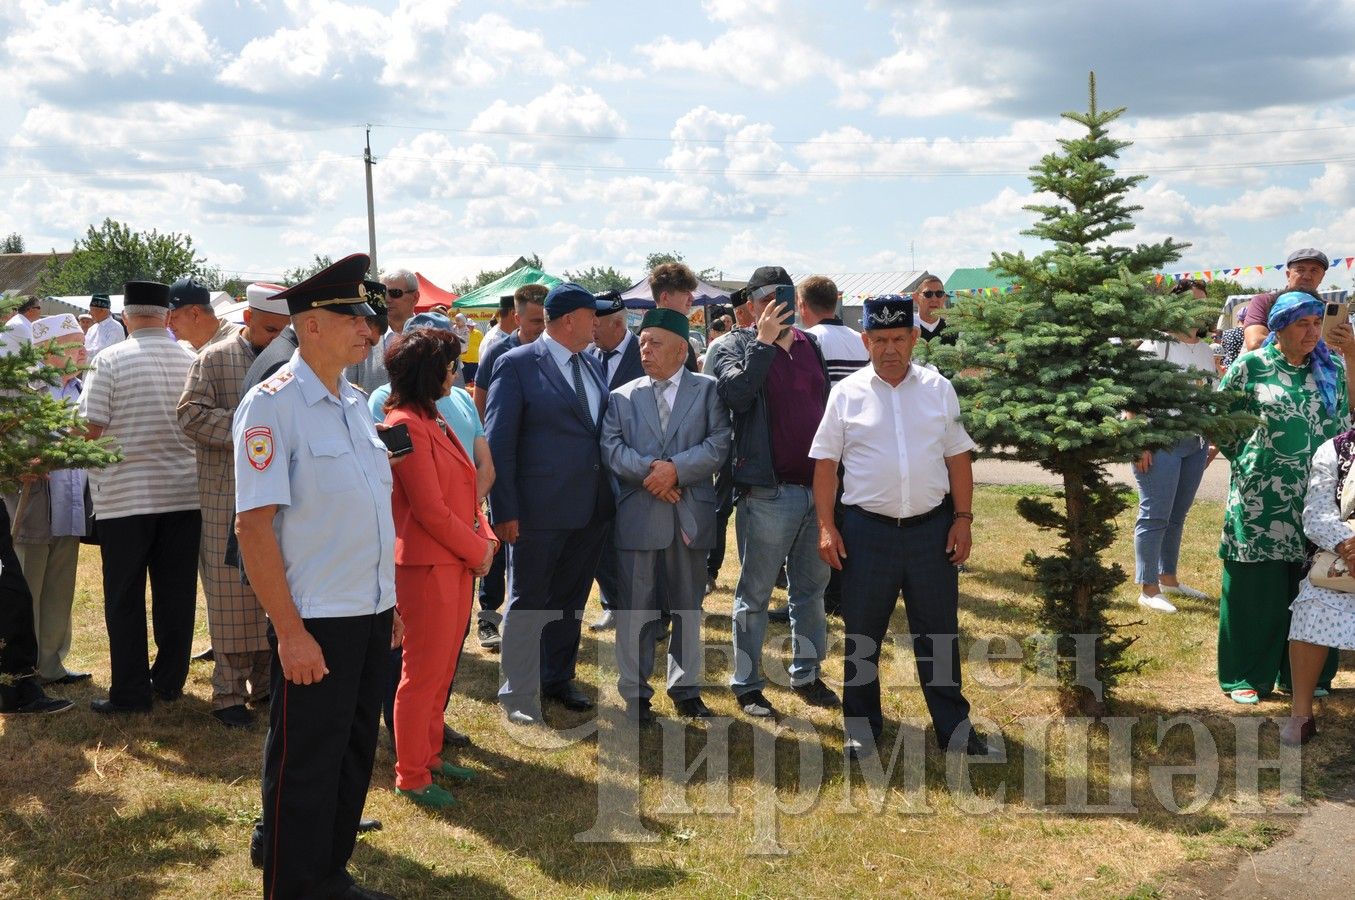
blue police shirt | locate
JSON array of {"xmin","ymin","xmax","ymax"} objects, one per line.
[
  {"xmin": 233, "ymin": 350, "xmax": 396, "ymax": 619},
  {"xmin": 366, "ymin": 383, "xmax": 484, "ymax": 464}
]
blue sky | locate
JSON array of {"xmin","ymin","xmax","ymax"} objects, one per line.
[{"xmin": 3, "ymin": 0, "xmax": 1355, "ymax": 292}]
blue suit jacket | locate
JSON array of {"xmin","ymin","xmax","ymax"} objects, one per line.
[
  {"xmin": 591, "ymin": 335, "xmax": 645, "ymax": 390},
  {"xmin": 485, "ymin": 338, "xmax": 614, "ymax": 530}
]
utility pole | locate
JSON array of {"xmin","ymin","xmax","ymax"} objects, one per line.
[{"xmin": 364, "ymin": 126, "xmax": 378, "ymax": 279}]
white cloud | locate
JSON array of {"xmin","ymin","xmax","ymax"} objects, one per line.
[{"xmin": 469, "ymin": 85, "xmax": 626, "ymax": 139}]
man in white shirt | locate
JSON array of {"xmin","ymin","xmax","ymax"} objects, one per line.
[
  {"xmin": 799, "ymin": 276, "xmax": 868, "ymax": 385},
  {"xmin": 83, "ymin": 294, "xmax": 125, "ymax": 359},
  {"xmin": 810, "ymin": 293, "xmax": 993, "ymax": 761},
  {"xmin": 2, "ymin": 295, "xmax": 42, "ymax": 352}
]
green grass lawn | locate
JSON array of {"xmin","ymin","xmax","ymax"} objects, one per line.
[{"xmin": 2, "ymin": 486, "xmax": 1353, "ymax": 898}]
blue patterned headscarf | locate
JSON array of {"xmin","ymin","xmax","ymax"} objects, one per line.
[{"xmin": 1265, "ymin": 290, "xmax": 1338, "ymax": 415}]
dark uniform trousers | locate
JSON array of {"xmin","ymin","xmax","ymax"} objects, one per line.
[
  {"xmin": 839, "ymin": 500, "xmax": 971, "ymax": 747},
  {"xmin": 262, "ymin": 608, "xmax": 392, "ymax": 900},
  {"xmin": 475, "ymin": 542, "xmax": 507, "ymax": 623},
  {"xmin": 0, "ymin": 502, "xmax": 44, "ymax": 710},
  {"xmin": 594, "ymin": 524, "xmax": 620, "ymax": 613},
  {"xmin": 99, "ymin": 509, "xmax": 202, "ymax": 707}
]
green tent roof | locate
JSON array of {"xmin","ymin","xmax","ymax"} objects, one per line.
[
  {"xmin": 943, "ymin": 267, "xmax": 1016, "ymax": 293},
  {"xmin": 453, "ymin": 266, "xmax": 563, "ymax": 308}
]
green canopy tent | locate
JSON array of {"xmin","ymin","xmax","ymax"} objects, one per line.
[
  {"xmin": 452, "ymin": 266, "xmax": 563, "ymax": 308},
  {"xmin": 943, "ymin": 266, "xmax": 1017, "ymax": 296}
]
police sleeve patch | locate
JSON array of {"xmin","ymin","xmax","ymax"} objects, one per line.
[{"xmin": 245, "ymin": 426, "xmax": 275, "ymax": 470}]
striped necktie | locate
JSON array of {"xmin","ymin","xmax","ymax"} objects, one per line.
[{"xmin": 569, "ymin": 353, "xmax": 595, "ymax": 428}]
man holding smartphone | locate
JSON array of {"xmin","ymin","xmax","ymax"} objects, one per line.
[{"xmin": 707, "ymin": 265, "xmax": 837, "ymax": 720}]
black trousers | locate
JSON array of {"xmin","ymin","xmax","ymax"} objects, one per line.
[
  {"xmin": 99, "ymin": 510, "xmax": 202, "ymax": 707},
  {"xmin": 839, "ymin": 503, "xmax": 971, "ymax": 747},
  {"xmin": 475, "ymin": 542, "xmax": 507, "ymax": 621},
  {"xmin": 594, "ymin": 524, "xmax": 620, "ymax": 612},
  {"xmin": 706, "ymin": 457, "xmax": 736, "ymax": 579},
  {"xmin": 0, "ymin": 502, "xmax": 43, "ymax": 710},
  {"xmin": 262, "ymin": 609, "xmax": 392, "ymax": 900}
]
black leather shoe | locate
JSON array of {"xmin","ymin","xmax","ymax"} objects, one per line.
[
  {"xmin": 356, "ymin": 817, "xmax": 382, "ymax": 833},
  {"xmin": 734, "ymin": 689, "xmax": 778, "ymax": 719},
  {"xmin": 673, "ymin": 697, "xmax": 713, "ymax": 720},
  {"xmin": 213, "ymin": 704, "xmax": 254, "ymax": 728},
  {"xmin": 792, "ymin": 678, "xmax": 841, "ymax": 709},
  {"xmin": 153, "ymin": 686, "xmax": 183, "ymax": 702},
  {"xmin": 544, "ymin": 682, "xmax": 594, "ymax": 711},
  {"xmin": 193, "ymin": 647, "xmax": 214, "ymax": 662},
  {"xmin": 443, "ymin": 724, "xmax": 472, "ymax": 748},
  {"xmin": 249, "ymin": 822, "xmax": 265, "ymax": 869},
  {"xmin": 91, "ymin": 697, "xmax": 152, "ymax": 714},
  {"xmin": 626, "ymin": 699, "xmax": 656, "ymax": 726},
  {"xmin": 44, "ymin": 671, "xmax": 92, "ymax": 685},
  {"xmin": 1, "ymin": 696, "xmax": 74, "ymax": 715}
]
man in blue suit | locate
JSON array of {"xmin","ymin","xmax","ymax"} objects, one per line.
[
  {"xmin": 485, "ymin": 283, "xmax": 621, "ymax": 725},
  {"xmin": 588, "ymin": 294, "xmax": 645, "ymax": 631}
]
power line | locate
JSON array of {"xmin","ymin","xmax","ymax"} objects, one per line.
[{"xmin": 0, "ymin": 156, "xmax": 355, "ymax": 180}]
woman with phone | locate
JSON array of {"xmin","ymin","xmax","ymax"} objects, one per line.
[
  {"xmin": 1132, "ymin": 280, "xmax": 1218, "ymax": 613},
  {"xmin": 1216, "ymin": 291, "xmax": 1347, "ymax": 705},
  {"xmin": 382, "ymin": 329, "xmax": 497, "ymax": 808}
]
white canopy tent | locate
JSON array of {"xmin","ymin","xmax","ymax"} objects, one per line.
[{"xmin": 40, "ymin": 291, "xmax": 242, "ymax": 322}]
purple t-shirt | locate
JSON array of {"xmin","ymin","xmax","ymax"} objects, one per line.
[
  {"xmin": 1241, "ymin": 291, "xmax": 1279, "ymax": 330},
  {"xmin": 764, "ymin": 329, "xmax": 827, "ymax": 486}
]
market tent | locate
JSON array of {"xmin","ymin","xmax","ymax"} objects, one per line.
[
  {"xmin": 943, "ymin": 267, "xmax": 1017, "ymax": 295},
  {"xmin": 412, "ymin": 272, "xmax": 461, "ymax": 313},
  {"xmin": 618, "ymin": 276, "xmax": 730, "ymax": 309},
  {"xmin": 453, "ymin": 267, "xmax": 562, "ymax": 309}
]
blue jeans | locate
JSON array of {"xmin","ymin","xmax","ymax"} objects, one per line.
[
  {"xmin": 731, "ymin": 484, "xmax": 829, "ymax": 693},
  {"xmin": 1133, "ymin": 435, "xmax": 1209, "ymax": 586}
]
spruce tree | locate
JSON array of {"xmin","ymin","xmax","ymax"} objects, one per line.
[{"xmin": 931, "ymin": 74, "xmax": 1252, "ymax": 714}]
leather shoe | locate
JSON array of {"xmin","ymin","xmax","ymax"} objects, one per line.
[
  {"xmin": 192, "ymin": 647, "xmax": 214, "ymax": 662},
  {"xmin": 356, "ymin": 817, "xmax": 382, "ymax": 833},
  {"xmin": 44, "ymin": 671, "xmax": 92, "ymax": 686},
  {"xmin": 249, "ymin": 822, "xmax": 264, "ymax": 869},
  {"xmin": 1279, "ymin": 715, "xmax": 1318, "ymax": 746},
  {"xmin": 544, "ymin": 682, "xmax": 594, "ymax": 711},
  {"xmin": 792, "ymin": 678, "xmax": 841, "ymax": 708},
  {"xmin": 673, "ymin": 696, "xmax": 713, "ymax": 720},
  {"xmin": 443, "ymin": 724, "xmax": 472, "ymax": 748},
  {"xmin": 213, "ymin": 704, "xmax": 254, "ymax": 728},
  {"xmin": 947, "ymin": 728, "xmax": 999, "ymax": 757},
  {"xmin": 1, "ymin": 696, "xmax": 73, "ymax": 715},
  {"xmin": 504, "ymin": 707, "xmax": 543, "ymax": 727},
  {"xmin": 91, "ymin": 697, "xmax": 151, "ymax": 714},
  {"xmin": 589, "ymin": 609, "xmax": 615, "ymax": 631},
  {"xmin": 735, "ymin": 689, "xmax": 778, "ymax": 719},
  {"xmin": 705, "ymin": 576, "xmax": 716, "ymax": 596},
  {"xmin": 626, "ymin": 699, "xmax": 656, "ymax": 726}
]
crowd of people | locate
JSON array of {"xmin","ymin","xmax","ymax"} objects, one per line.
[{"xmin": 1, "ymin": 247, "xmax": 1353, "ymax": 898}]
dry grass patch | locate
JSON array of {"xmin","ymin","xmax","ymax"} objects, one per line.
[{"xmin": 2, "ymin": 485, "xmax": 1352, "ymax": 898}]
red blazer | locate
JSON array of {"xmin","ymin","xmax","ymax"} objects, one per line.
[{"xmin": 385, "ymin": 406, "xmax": 495, "ymax": 568}]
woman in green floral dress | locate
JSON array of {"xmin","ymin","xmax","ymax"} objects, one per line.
[{"xmin": 1216, "ymin": 292, "xmax": 1346, "ymax": 703}]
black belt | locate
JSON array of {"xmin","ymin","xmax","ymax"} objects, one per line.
[{"xmin": 848, "ymin": 497, "xmax": 950, "ymax": 529}]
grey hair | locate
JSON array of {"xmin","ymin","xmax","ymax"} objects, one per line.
[
  {"xmin": 384, "ymin": 269, "xmax": 417, "ymax": 292},
  {"xmin": 123, "ymin": 304, "xmax": 167, "ymax": 319}
]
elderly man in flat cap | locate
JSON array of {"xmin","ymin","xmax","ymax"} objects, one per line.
[
  {"xmin": 168, "ymin": 276, "xmax": 237, "ymax": 352},
  {"xmin": 811, "ymin": 294, "xmax": 994, "ymax": 761},
  {"xmin": 177, "ymin": 283, "xmax": 292, "ymax": 728},
  {"xmin": 233, "ymin": 254, "xmax": 400, "ymax": 900},
  {"xmin": 83, "ymin": 293, "xmax": 125, "ymax": 360},
  {"xmin": 78, "ymin": 281, "xmax": 201, "ymax": 714},
  {"xmin": 601, "ymin": 307, "xmax": 730, "ymax": 723}
]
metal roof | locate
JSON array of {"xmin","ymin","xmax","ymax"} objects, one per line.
[{"xmin": 791, "ymin": 271, "xmax": 928, "ymax": 306}]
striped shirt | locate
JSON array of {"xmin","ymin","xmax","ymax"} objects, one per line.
[
  {"xmin": 806, "ymin": 319, "xmax": 869, "ymax": 385},
  {"xmin": 78, "ymin": 328, "xmax": 200, "ymax": 519}
]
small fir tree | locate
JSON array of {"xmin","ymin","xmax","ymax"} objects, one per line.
[{"xmin": 931, "ymin": 74, "xmax": 1252, "ymax": 714}]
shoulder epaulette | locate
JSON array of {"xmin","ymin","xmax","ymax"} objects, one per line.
[{"xmin": 259, "ymin": 371, "xmax": 296, "ymax": 395}]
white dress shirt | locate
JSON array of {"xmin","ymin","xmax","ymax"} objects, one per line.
[
  {"xmin": 600, "ymin": 329, "xmax": 635, "ymax": 385},
  {"xmin": 84, "ymin": 316, "xmax": 125, "ymax": 360},
  {"xmin": 809, "ymin": 362, "xmax": 976, "ymax": 518}
]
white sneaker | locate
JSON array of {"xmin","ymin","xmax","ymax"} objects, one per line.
[
  {"xmin": 1138, "ymin": 593, "xmax": 1177, "ymax": 613},
  {"xmin": 1161, "ymin": 583, "xmax": 1209, "ymax": 600}
]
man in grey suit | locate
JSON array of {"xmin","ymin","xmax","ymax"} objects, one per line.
[{"xmin": 600, "ymin": 308, "xmax": 732, "ymax": 723}]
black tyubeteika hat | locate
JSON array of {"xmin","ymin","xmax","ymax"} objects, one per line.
[
  {"xmin": 122, "ymin": 281, "xmax": 171, "ymax": 308},
  {"xmin": 862, "ymin": 294, "xmax": 914, "ymax": 330},
  {"xmin": 271, "ymin": 253, "xmax": 376, "ymax": 317},
  {"xmin": 90, "ymin": 293, "xmax": 112, "ymax": 310}
]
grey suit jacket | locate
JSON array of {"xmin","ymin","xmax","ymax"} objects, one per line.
[{"xmin": 600, "ymin": 370, "xmax": 732, "ymax": 552}]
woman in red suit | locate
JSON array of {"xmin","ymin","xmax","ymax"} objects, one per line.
[{"xmin": 383, "ymin": 329, "xmax": 497, "ymax": 808}]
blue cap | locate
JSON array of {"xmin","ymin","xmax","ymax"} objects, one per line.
[
  {"xmin": 404, "ymin": 311, "xmax": 452, "ymax": 333},
  {"xmin": 168, "ymin": 276, "xmax": 211, "ymax": 308},
  {"xmin": 544, "ymin": 282, "xmax": 622, "ymax": 317},
  {"xmin": 862, "ymin": 294, "xmax": 914, "ymax": 330}
]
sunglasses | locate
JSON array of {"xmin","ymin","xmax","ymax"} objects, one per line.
[
  {"xmin": 919, "ymin": 290, "xmax": 948, "ymax": 299},
  {"xmin": 387, "ymin": 288, "xmax": 415, "ymax": 299}
]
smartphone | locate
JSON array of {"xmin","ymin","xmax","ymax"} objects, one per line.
[
  {"xmin": 774, "ymin": 284, "xmax": 797, "ymax": 326},
  {"xmin": 376, "ymin": 423, "xmax": 414, "ymax": 458},
  {"xmin": 1322, "ymin": 302, "xmax": 1350, "ymax": 340}
]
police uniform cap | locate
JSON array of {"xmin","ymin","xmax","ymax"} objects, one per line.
[
  {"xmin": 271, "ymin": 253, "xmax": 376, "ymax": 317},
  {"xmin": 862, "ymin": 294, "xmax": 914, "ymax": 330},
  {"xmin": 640, "ymin": 307, "xmax": 689, "ymax": 341}
]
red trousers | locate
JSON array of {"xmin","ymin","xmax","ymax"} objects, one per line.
[{"xmin": 393, "ymin": 563, "xmax": 472, "ymax": 790}]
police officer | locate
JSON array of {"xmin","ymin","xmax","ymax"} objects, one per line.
[{"xmin": 234, "ymin": 253, "xmax": 401, "ymax": 900}]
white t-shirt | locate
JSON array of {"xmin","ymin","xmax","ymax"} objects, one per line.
[
  {"xmin": 1140, "ymin": 337, "xmax": 1217, "ymax": 378},
  {"xmin": 810, "ymin": 363, "xmax": 976, "ymax": 519},
  {"xmin": 806, "ymin": 321, "xmax": 869, "ymax": 385}
]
